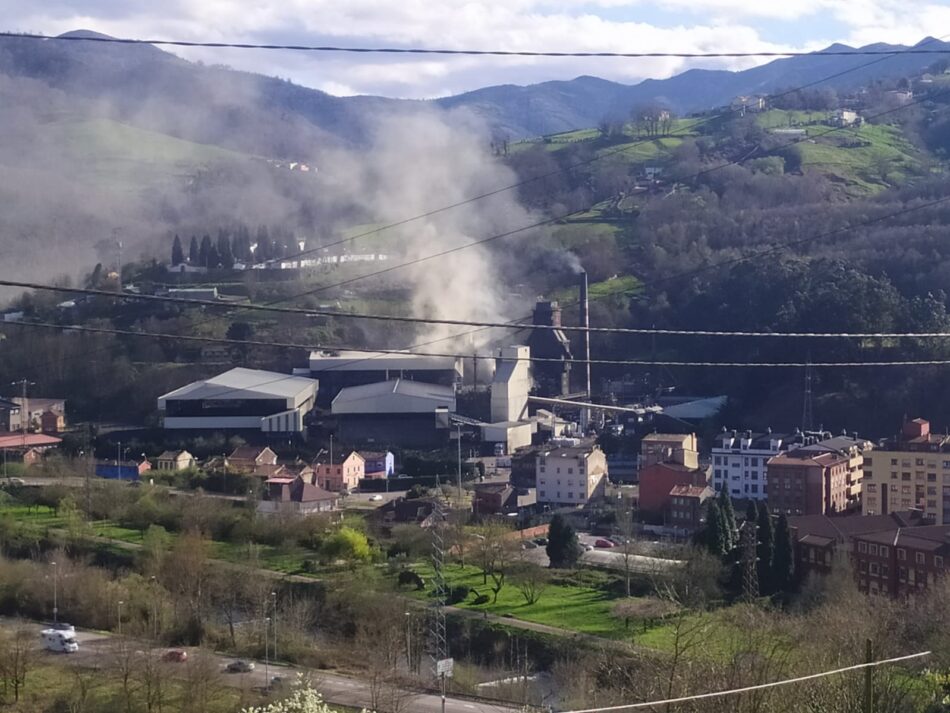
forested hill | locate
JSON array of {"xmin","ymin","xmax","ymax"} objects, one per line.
[{"xmin": 494, "ymin": 68, "xmax": 950, "ymax": 435}]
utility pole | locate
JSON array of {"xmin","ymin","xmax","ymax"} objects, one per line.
[
  {"xmin": 864, "ymin": 638, "xmax": 874, "ymax": 713},
  {"xmin": 271, "ymin": 591, "xmax": 278, "ymax": 664},
  {"xmin": 51, "ymin": 561, "xmax": 58, "ymax": 624},
  {"xmin": 740, "ymin": 519, "xmax": 759, "ymax": 602},
  {"xmin": 456, "ymin": 423, "xmax": 463, "ymax": 506},
  {"xmin": 11, "ymin": 379, "xmax": 34, "ymax": 455}
]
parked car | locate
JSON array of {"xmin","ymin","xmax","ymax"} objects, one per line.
[
  {"xmin": 51, "ymin": 622, "xmax": 75, "ymax": 632},
  {"xmin": 594, "ymin": 539, "xmax": 616, "ymax": 548},
  {"xmin": 226, "ymin": 660, "xmax": 255, "ymax": 673},
  {"xmin": 368, "ymin": 494, "xmax": 383, "ymax": 502},
  {"xmin": 532, "ymin": 537, "xmax": 548, "ymax": 546},
  {"xmin": 521, "ymin": 541, "xmax": 538, "ymax": 550},
  {"xmin": 162, "ymin": 649, "xmax": 188, "ymax": 663},
  {"xmin": 5, "ymin": 477, "xmax": 25, "ymax": 487}
]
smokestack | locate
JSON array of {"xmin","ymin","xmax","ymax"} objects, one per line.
[{"xmin": 579, "ymin": 270, "xmax": 591, "ymax": 400}]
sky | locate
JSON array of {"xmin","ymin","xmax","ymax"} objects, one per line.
[{"xmin": 3, "ymin": 0, "xmax": 950, "ymax": 98}]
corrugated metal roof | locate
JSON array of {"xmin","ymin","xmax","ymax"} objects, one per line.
[
  {"xmin": 159, "ymin": 368, "xmax": 317, "ymax": 403},
  {"xmin": 309, "ymin": 350, "xmax": 461, "ymax": 373},
  {"xmin": 331, "ymin": 378, "xmax": 455, "ymax": 415}
]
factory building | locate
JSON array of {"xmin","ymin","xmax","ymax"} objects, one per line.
[
  {"xmin": 158, "ymin": 368, "xmax": 318, "ymax": 434},
  {"xmin": 483, "ymin": 345, "xmax": 534, "ymax": 453},
  {"xmin": 303, "ymin": 350, "xmax": 463, "ymax": 406},
  {"xmin": 330, "ymin": 378, "xmax": 456, "ymax": 448},
  {"xmin": 526, "ymin": 300, "xmax": 572, "ymax": 397}
]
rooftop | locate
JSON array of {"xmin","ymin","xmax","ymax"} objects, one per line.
[
  {"xmin": 788, "ymin": 512, "xmax": 925, "ymax": 544},
  {"xmin": 669, "ymin": 484, "xmax": 713, "ymax": 499},
  {"xmin": 159, "ymin": 367, "xmax": 317, "ymax": 403},
  {"xmin": 0, "ymin": 433, "xmax": 62, "ymax": 449},
  {"xmin": 331, "ymin": 378, "xmax": 456, "ymax": 414},
  {"xmin": 309, "ymin": 350, "xmax": 461, "ymax": 373}
]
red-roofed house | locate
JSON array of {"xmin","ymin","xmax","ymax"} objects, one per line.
[
  {"xmin": 258, "ymin": 475, "xmax": 339, "ymax": 515},
  {"xmin": 227, "ymin": 446, "xmax": 278, "ymax": 472},
  {"xmin": 0, "ymin": 433, "xmax": 62, "ymax": 450}
]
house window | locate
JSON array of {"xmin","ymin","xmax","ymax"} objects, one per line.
[
  {"xmin": 943, "ymin": 460, "xmax": 950, "ymax": 469},
  {"xmin": 916, "ymin": 458, "xmax": 925, "ymax": 467},
  {"xmin": 539, "ymin": 491, "xmax": 545, "ymax": 498},
  {"xmin": 568, "ymin": 468, "xmax": 574, "ymax": 475},
  {"xmin": 898, "ymin": 548, "xmax": 906, "ymax": 560},
  {"xmin": 880, "ymin": 546, "xmax": 888, "ymax": 557},
  {"xmin": 902, "ymin": 473, "xmax": 911, "ymax": 481},
  {"xmin": 714, "ymin": 456, "xmax": 721, "ymax": 465},
  {"xmin": 540, "ymin": 467, "xmax": 545, "ymax": 473},
  {"xmin": 858, "ymin": 542, "xmax": 868, "ymax": 553},
  {"xmin": 567, "ymin": 492, "xmax": 573, "ymax": 499},
  {"xmin": 936, "ymin": 556, "xmax": 944, "ymax": 568},
  {"xmin": 869, "ymin": 562, "xmax": 880, "ymax": 576},
  {"xmin": 916, "ymin": 552, "xmax": 925, "ymax": 564},
  {"xmin": 929, "ymin": 473, "xmax": 937, "ymax": 481},
  {"xmin": 539, "ymin": 479, "xmax": 546, "ymax": 486},
  {"xmin": 865, "ymin": 457, "xmax": 873, "ymax": 466}
]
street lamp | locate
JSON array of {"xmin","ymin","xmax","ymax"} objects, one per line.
[
  {"xmin": 405, "ymin": 611, "xmax": 412, "ymax": 673},
  {"xmin": 271, "ymin": 591, "xmax": 277, "ymax": 664},
  {"xmin": 264, "ymin": 616, "xmax": 271, "ymax": 686},
  {"xmin": 117, "ymin": 600, "xmax": 124, "ymax": 637},
  {"xmin": 51, "ymin": 561, "xmax": 58, "ymax": 624}
]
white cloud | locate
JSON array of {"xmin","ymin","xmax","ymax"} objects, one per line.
[{"xmin": 0, "ymin": 0, "xmax": 939, "ymax": 98}]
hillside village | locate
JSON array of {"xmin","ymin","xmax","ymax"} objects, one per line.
[{"xmin": 4, "ymin": 22, "xmax": 950, "ymax": 713}]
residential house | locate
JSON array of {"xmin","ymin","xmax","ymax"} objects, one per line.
[
  {"xmin": 667, "ymin": 484, "xmax": 714, "ymax": 534},
  {"xmin": 13, "ymin": 398, "xmax": 66, "ymax": 433},
  {"xmin": 832, "ymin": 109, "xmax": 859, "ymax": 126},
  {"xmin": 730, "ymin": 95, "xmax": 766, "ymax": 113},
  {"xmin": 3, "ymin": 447, "xmax": 43, "ymax": 466},
  {"xmin": 257, "ymin": 475, "xmax": 339, "ymax": 515},
  {"xmin": 156, "ymin": 450, "xmax": 196, "ymax": 471},
  {"xmin": 766, "ymin": 449, "xmax": 853, "ymax": 516},
  {"xmin": 376, "ymin": 497, "xmax": 438, "ymax": 528},
  {"xmin": 535, "ymin": 444, "xmax": 608, "ymax": 507},
  {"xmin": 314, "ymin": 451, "xmax": 365, "ymax": 492},
  {"xmin": 360, "ymin": 451, "xmax": 395, "ymax": 479},
  {"xmin": 96, "ymin": 458, "xmax": 151, "ymax": 481},
  {"xmin": 853, "ymin": 525, "xmax": 950, "ymax": 597},
  {"xmin": 472, "ymin": 482, "xmax": 536, "ymax": 517},
  {"xmin": 712, "ymin": 429, "xmax": 793, "ymax": 500},
  {"xmin": 862, "ymin": 417, "xmax": 950, "ymax": 524},
  {"xmin": 639, "ymin": 463, "xmax": 710, "ymax": 521},
  {"xmin": 789, "ymin": 511, "xmax": 925, "ymax": 578},
  {"xmin": 227, "ymin": 446, "xmax": 278, "ymax": 472},
  {"xmin": 0, "ymin": 399, "xmax": 21, "ymax": 432}
]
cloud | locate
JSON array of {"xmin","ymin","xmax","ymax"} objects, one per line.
[{"xmin": 0, "ymin": 0, "xmax": 937, "ymax": 98}]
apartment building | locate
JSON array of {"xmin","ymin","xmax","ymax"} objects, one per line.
[
  {"xmin": 862, "ymin": 418, "xmax": 950, "ymax": 524},
  {"xmin": 853, "ymin": 525, "xmax": 950, "ymax": 597},
  {"xmin": 711, "ymin": 430, "xmax": 792, "ymax": 500},
  {"xmin": 536, "ymin": 444, "xmax": 608, "ymax": 507},
  {"xmin": 766, "ymin": 449, "xmax": 854, "ymax": 516}
]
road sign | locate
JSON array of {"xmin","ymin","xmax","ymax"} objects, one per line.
[{"xmin": 436, "ymin": 658, "xmax": 454, "ymax": 678}]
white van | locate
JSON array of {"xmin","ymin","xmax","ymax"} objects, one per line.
[{"xmin": 41, "ymin": 629, "xmax": 79, "ymax": 653}]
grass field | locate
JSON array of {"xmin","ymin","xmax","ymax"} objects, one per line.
[{"xmin": 408, "ymin": 563, "xmax": 625, "ymax": 638}]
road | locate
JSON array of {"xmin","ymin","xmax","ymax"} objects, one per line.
[
  {"xmin": 517, "ymin": 533, "xmax": 680, "ymax": 573},
  {"xmin": 23, "ymin": 622, "xmax": 519, "ymax": 713}
]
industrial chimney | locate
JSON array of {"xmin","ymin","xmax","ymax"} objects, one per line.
[{"xmin": 579, "ymin": 270, "xmax": 591, "ymax": 400}]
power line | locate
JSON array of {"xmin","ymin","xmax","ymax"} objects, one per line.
[
  {"xmin": 561, "ymin": 651, "xmax": 930, "ymax": 713},
  {"xmin": 8, "ymin": 320, "xmax": 950, "ymax": 368},
  {"xmin": 5, "ymin": 32, "xmax": 950, "ymax": 59},
  {"xmin": 13, "ymin": 278, "xmax": 950, "ymax": 340}
]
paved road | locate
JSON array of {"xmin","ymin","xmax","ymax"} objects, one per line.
[
  {"xmin": 517, "ymin": 534, "xmax": 680, "ymax": 573},
  {"xmin": 22, "ymin": 622, "xmax": 519, "ymax": 713}
]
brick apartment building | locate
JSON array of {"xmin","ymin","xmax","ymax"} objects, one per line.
[
  {"xmin": 638, "ymin": 433, "xmax": 709, "ymax": 522},
  {"xmin": 852, "ymin": 525, "xmax": 950, "ymax": 596},
  {"xmin": 667, "ymin": 484, "xmax": 714, "ymax": 534},
  {"xmin": 862, "ymin": 418, "xmax": 950, "ymax": 524},
  {"xmin": 766, "ymin": 448, "xmax": 857, "ymax": 516}
]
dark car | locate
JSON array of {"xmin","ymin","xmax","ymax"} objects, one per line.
[
  {"xmin": 226, "ymin": 660, "xmax": 255, "ymax": 673},
  {"xmin": 533, "ymin": 537, "xmax": 548, "ymax": 546}
]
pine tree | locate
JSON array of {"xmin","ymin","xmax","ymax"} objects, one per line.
[
  {"xmin": 206, "ymin": 244, "xmax": 221, "ymax": 269},
  {"xmin": 199, "ymin": 234, "xmax": 212, "ymax": 268},
  {"xmin": 546, "ymin": 514, "xmax": 581, "ymax": 569},
  {"xmin": 718, "ymin": 488, "xmax": 737, "ymax": 551},
  {"xmin": 756, "ymin": 501, "xmax": 775, "ymax": 593},
  {"xmin": 704, "ymin": 500, "xmax": 725, "ymax": 556},
  {"xmin": 772, "ymin": 514, "xmax": 795, "ymax": 594},
  {"xmin": 171, "ymin": 234, "xmax": 184, "ymax": 266},
  {"xmin": 745, "ymin": 498, "xmax": 758, "ymax": 524},
  {"xmin": 188, "ymin": 235, "xmax": 199, "ymax": 264},
  {"xmin": 216, "ymin": 229, "xmax": 234, "ymax": 268}
]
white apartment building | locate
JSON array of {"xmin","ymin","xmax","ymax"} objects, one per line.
[
  {"xmin": 712, "ymin": 430, "xmax": 793, "ymax": 500},
  {"xmin": 536, "ymin": 444, "xmax": 608, "ymax": 506}
]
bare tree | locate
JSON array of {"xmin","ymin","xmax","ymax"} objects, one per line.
[
  {"xmin": 470, "ymin": 522, "xmax": 516, "ymax": 603},
  {"xmin": 510, "ymin": 561, "xmax": 550, "ymax": 605},
  {"xmin": 0, "ymin": 627, "xmax": 34, "ymax": 703},
  {"xmin": 179, "ymin": 651, "xmax": 225, "ymax": 713}
]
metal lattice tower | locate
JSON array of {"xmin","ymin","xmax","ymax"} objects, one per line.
[
  {"xmin": 428, "ymin": 497, "xmax": 448, "ymax": 676},
  {"xmin": 740, "ymin": 520, "xmax": 759, "ymax": 602},
  {"xmin": 802, "ymin": 362, "xmax": 814, "ymax": 432}
]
